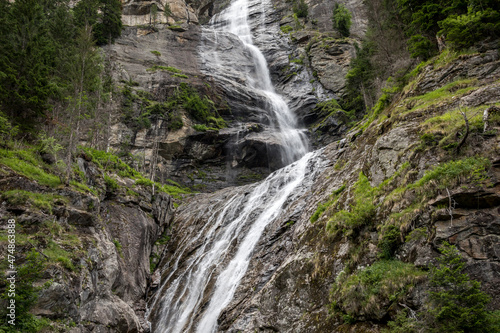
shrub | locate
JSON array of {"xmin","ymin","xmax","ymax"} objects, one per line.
[
  {"xmin": 280, "ymin": 25, "xmax": 293, "ymax": 34},
  {"xmin": 168, "ymin": 113, "xmax": 184, "ymax": 130},
  {"xmin": 331, "ymin": 260, "xmax": 425, "ymax": 320},
  {"xmin": 293, "ymin": 0, "xmax": 308, "ymax": 18},
  {"xmin": 0, "ymin": 250, "xmax": 48, "ymax": 331},
  {"xmin": 327, "ymin": 172, "xmax": 376, "ymax": 236},
  {"xmin": 0, "ymin": 111, "xmax": 18, "ymax": 142},
  {"xmin": 408, "ymin": 34, "xmax": 434, "ymax": 60},
  {"xmin": 104, "ymin": 175, "xmax": 119, "ymax": 192},
  {"xmin": 378, "ymin": 225, "xmax": 400, "ymax": 259},
  {"xmin": 425, "ymin": 243, "xmax": 492, "ymax": 332},
  {"xmin": 438, "ymin": 9, "xmax": 500, "ymax": 50},
  {"xmin": 332, "ymin": 3, "xmax": 352, "ymax": 37},
  {"xmin": 193, "ymin": 124, "xmax": 208, "ymax": 132}
]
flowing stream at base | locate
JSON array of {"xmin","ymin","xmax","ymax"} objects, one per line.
[{"xmin": 150, "ymin": 0, "xmax": 316, "ymax": 331}]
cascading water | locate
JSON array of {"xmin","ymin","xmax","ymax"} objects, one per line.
[
  {"xmin": 202, "ymin": 0, "xmax": 309, "ymax": 166},
  {"xmin": 148, "ymin": 0, "xmax": 320, "ymax": 331}
]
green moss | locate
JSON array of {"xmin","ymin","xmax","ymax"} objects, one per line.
[
  {"xmin": 113, "ymin": 239, "xmax": 123, "ymax": 257},
  {"xmin": 172, "ymin": 73, "xmax": 188, "ymax": 79},
  {"xmin": 0, "ymin": 148, "xmax": 61, "ymax": 187},
  {"xmin": 146, "ymin": 65, "xmax": 183, "ymax": 73},
  {"xmin": 70, "ymin": 180, "xmax": 98, "ymax": 196},
  {"xmin": 280, "ymin": 25, "xmax": 293, "ymax": 34},
  {"xmin": 82, "ymin": 147, "xmax": 139, "ymax": 178},
  {"xmin": 44, "ymin": 240, "xmax": 76, "ymax": 271},
  {"xmin": 150, "ymin": 50, "xmax": 161, "ymax": 57},
  {"xmin": 327, "ymin": 173, "xmax": 376, "ymax": 236},
  {"xmin": 104, "ymin": 175, "xmax": 119, "ymax": 192},
  {"xmin": 310, "ymin": 184, "xmax": 345, "ymax": 223},
  {"xmin": 412, "ymin": 156, "xmax": 490, "ymax": 190},
  {"xmin": 2, "ymin": 190, "xmax": 66, "ymax": 214},
  {"xmin": 193, "ymin": 124, "xmax": 210, "ymax": 132},
  {"xmin": 331, "ymin": 260, "xmax": 425, "ymax": 320}
]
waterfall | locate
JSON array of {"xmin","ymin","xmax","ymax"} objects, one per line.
[
  {"xmin": 149, "ymin": 0, "xmax": 318, "ymax": 331},
  {"xmin": 202, "ymin": 0, "xmax": 309, "ymax": 166}
]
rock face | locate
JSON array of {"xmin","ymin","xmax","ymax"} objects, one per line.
[
  {"xmin": 121, "ymin": 0, "xmax": 199, "ymax": 26},
  {"xmin": 105, "ymin": 0, "xmax": 366, "ymax": 192},
  {"xmin": 147, "ymin": 46, "xmax": 500, "ymax": 331},
  {"xmin": 0, "ymin": 162, "xmax": 174, "ymax": 332}
]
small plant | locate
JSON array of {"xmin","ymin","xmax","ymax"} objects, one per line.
[
  {"xmin": 332, "ymin": 3, "xmax": 352, "ymax": 37},
  {"xmin": 330, "ymin": 260, "xmax": 425, "ymax": 320},
  {"xmin": 163, "ymin": 2, "xmax": 172, "ymax": 20},
  {"xmin": 150, "ymin": 50, "xmax": 161, "ymax": 57},
  {"xmin": 104, "ymin": 175, "xmax": 119, "ymax": 192},
  {"xmin": 327, "ymin": 172, "xmax": 376, "ymax": 236},
  {"xmin": 292, "ymin": 0, "xmax": 308, "ymax": 18},
  {"xmin": 280, "ymin": 25, "xmax": 293, "ymax": 34},
  {"xmin": 113, "ymin": 239, "xmax": 123, "ymax": 257},
  {"xmin": 378, "ymin": 225, "xmax": 400, "ymax": 259},
  {"xmin": 193, "ymin": 124, "xmax": 209, "ymax": 132}
]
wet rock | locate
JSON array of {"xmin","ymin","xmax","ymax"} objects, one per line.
[{"xmin": 308, "ymin": 38, "xmax": 355, "ymax": 96}]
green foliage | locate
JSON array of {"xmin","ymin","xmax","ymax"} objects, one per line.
[
  {"xmin": 173, "ymin": 74, "xmax": 189, "ymax": 79},
  {"xmin": 168, "ymin": 113, "xmax": 184, "ymax": 130},
  {"xmin": 439, "ymin": 9, "xmax": 500, "ymax": 49},
  {"xmin": 332, "ymin": 3, "xmax": 352, "ymax": 37},
  {"xmin": 2, "ymin": 190, "xmax": 66, "ymax": 214},
  {"xmin": 292, "ymin": 0, "xmax": 308, "ymax": 18},
  {"xmin": 75, "ymin": 0, "xmax": 122, "ymax": 45},
  {"xmin": 280, "ymin": 25, "xmax": 293, "ymax": 34},
  {"xmin": 37, "ymin": 132, "xmax": 63, "ymax": 158},
  {"xmin": 147, "ymin": 65, "xmax": 182, "ymax": 73},
  {"xmin": 378, "ymin": 225, "xmax": 400, "ymax": 259},
  {"xmin": 331, "ymin": 260, "xmax": 425, "ymax": 320},
  {"xmin": 150, "ymin": 50, "xmax": 161, "ymax": 57},
  {"xmin": 193, "ymin": 124, "xmax": 209, "ymax": 132},
  {"xmin": 0, "ymin": 148, "xmax": 62, "ymax": 187},
  {"xmin": 113, "ymin": 239, "xmax": 123, "ymax": 257},
  {"xmin": 164, "ymin": 3, "xmax": 172, "ymax": 19},
  {"xmin": 343, "ymin": 40, "xmax": 375, "ymax": 114},
  {"xmin": 0, "ymin": 250, "xmax": 48, "ymax": 332},
  {"xmin": 408, "ymin": 34, "xmax": 434, "ymax": 60},
  {"xmin": 310, "ymin": 184, "xmax": 345, "ymax": 223},
  {"xmin": 412, "ymin": 157, "xmax": 490, "ymax": 189},
  {"xmin": 327, "ymin": 172, "xmax": 376, "ymax": 236},
  {"xmin": 384, "ymin": 309, "xmax": 420, "ymax": 333},
  {"xmin": 0, "ymin": 111, "xmax": 18, "ymax": 142},
  {"xmin": 310, "ymin": 202, "xmax": 330, "ymax": 223},
  {"xmin": 104, "ymin": 174, "xmax": 119, "ymax": 192},
  {"xmin": 0, "ymin": 0, "xmax": 73, "ymax": 123},
  {"xmin": 425, "ymin": 243, "xmax": 492, "ymax": 332},
  {"xmin": 396, "ymin": 0, "xmax": 500, "ymax": 56},
  {"xmin": 44, "ymin": 241, "xmax": 76, "ymax": 271},
  {"xmin": 83, "ymin": 147, "xmax": 140, "ymax": 178}
]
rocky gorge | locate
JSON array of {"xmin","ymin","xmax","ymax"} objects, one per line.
[{"xmin": 1, "ymin": 0, "xmax": 500, "ymax": 332}]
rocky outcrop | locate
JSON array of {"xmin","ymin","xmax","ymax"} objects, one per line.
[
  {"xmin": 0, "ymin": 162, "xmax": 174, "ymax": 332},
  {"xmin": 148, "ymin": 46, "xmax": 500, "ymax": 331},
  {"xmin": 121, "ymin": 0, "xmax": 199, "ymax": 26}
]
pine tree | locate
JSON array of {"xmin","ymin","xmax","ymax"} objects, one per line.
[{"xmin": 425, "ymin": 243, "xmax": 491, "ymax": 332}]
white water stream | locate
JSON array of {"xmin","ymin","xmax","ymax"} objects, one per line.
[
  {"xmin": 150, "ymin": 0, "xmax": 315, "ymax": 331},
  {"xmin": 205, "ymin": 0, "xmax": 309, "ymax": 165}
]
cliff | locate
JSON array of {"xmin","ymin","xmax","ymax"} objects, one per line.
[{"xmin": 1, "ymin": 0, "xmax": 500, "ymax": 332}]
